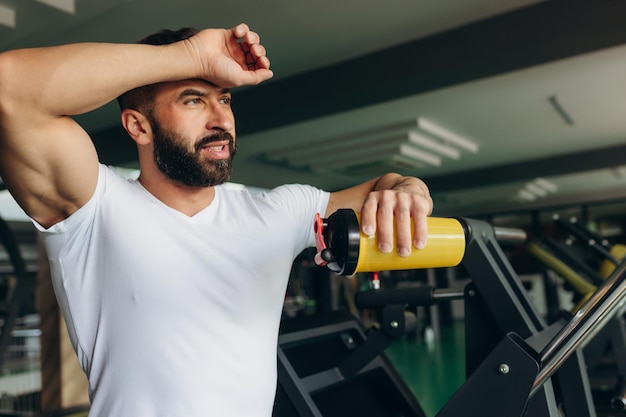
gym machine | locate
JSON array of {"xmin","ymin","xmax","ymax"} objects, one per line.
[
  {"xmin": 273, "ymin": 308, "xmax": 428, "ymax": 417},
  {"xmin": 528, "ymin": 215, "xmax": 626, "ymax": 412},
  {"xmin": 273, "ymin": 211, "xmax": 465, "ymax": 417},
  {"xmin": 0, "ymin": 215, "xmax": 35, "ymax": 368},
  {"xmin": 275, "ymin": 209, "xmax": 626, "ymax": 416}
]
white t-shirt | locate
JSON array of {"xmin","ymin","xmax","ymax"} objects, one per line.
[{"xmin": 35, "ymin": 164, "xmax": 330, "ymax": 417}]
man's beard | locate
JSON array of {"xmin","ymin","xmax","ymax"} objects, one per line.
[{"xmin": 151, "ymin": 121, "xmax": 237, "ymax": 187}]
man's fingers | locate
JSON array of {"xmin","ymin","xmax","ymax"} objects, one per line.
[
  {"xmin": 412, "ymin": 195, "xmax": 431, "ymax": 250},
  {"xmin": 231, "ymin": 23, "xmax": 250, "ymax": 39},
  {"xmin": 360, "ymin": 189, "xmax": 431, "ymax": 257},
  {"xmin": 243, "ymin": 30, "xmax": 260, "ymax": 46},
  {"xmin": 375, "ymin": 194, "xmax": 396, "ymax": 254},
  {"xmin": 393, "ymin": 203, "xmax": 412, "ymax": 257},
  {"xmin": 412, "ymin": 212, "xmax": 428, "ymax": 250},
  {"xmin": 225, "ymin": 24, "xmax": 273, "ymax": 84},
  {"xmin": 360, "ymin": 196, "xmax": 378, "ymax": 237},
  {"xmin": 245, "ymin": 44, "xmax": 268, "ymax": 66}
]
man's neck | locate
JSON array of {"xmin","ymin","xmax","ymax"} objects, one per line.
[{"xmin": 138, "ymin": 173, "xmax": 216, "ymax": 217}]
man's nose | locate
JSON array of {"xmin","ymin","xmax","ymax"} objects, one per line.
[{"xmin": 206, "ymin": 103, "xmax": 234, "ymax": 132}]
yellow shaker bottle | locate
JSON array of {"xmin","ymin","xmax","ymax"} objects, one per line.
[{"xmin": 314, "ymin": 209, "xmax": 466, "ymax": 275}]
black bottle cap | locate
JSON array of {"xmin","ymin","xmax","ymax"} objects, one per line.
[{"xmin": 325, "ymin": 209, "xmax": 361, "ymax": 275}]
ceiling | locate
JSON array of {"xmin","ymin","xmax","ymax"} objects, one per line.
[{"xmin": 2, "ymin": 0, "xmax": 626, "ymax": 220}]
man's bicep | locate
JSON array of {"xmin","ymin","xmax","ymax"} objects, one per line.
[{"xmin": 0, "ymin": 117, "xmax": 99, "ymax": 228}]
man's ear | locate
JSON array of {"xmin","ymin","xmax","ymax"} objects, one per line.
[{"xmin": 121, "ymin": 109, "xmax": 152, "ymax": 145}]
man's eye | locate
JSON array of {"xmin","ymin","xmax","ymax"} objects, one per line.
[
  {"xmin": 185, "ymin": 98, "xmax": 202, "ymax": 105},
  {"xmin": 220, "ymin": 97, "xmax": 231, "ymax": 105}
]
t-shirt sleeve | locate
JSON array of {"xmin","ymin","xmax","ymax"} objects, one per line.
[
  {"xmin": 258, "ymin": 184, "xmax": 329, "ymax": 249},
  {"xmin": 30, "ymin": 163, "xmax": 108, "ymax": 258}
]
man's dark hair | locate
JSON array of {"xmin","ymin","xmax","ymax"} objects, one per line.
[{"xmin": 116, "ymin": 28, "xmax": 199, "ymax": 113}]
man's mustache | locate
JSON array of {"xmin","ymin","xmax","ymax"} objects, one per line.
[{"xmin": 195, "ymin": 132, "xmax": 235, "ymax": 152}]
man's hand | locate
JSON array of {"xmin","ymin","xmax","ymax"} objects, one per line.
[
  {"xmin": 360, "ymin": 175, "xmax": 433, "ymax": 257},
  {"xmin": 189, "ymin": 23, "xmax": 273, "ymax": 88}
]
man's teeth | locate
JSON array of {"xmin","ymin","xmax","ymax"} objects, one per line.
[{"xmin": 209, "ymin": 145, "xmax": 224, "ymax": 151}]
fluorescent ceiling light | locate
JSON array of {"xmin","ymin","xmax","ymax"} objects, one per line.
[
  {"xmin": 525, "ymin": 182, "xmax": 549, "ymax": 197},
  {"xmin": 392, "ymin": 155, "xmax": 426, "ymax": 170},
  {"xmin": 259, "ymin": 117, "xmax": 477, "ymax": 177},
  {"xmin": 36, "ymin": 0, "xmax": 75, "ymax": 14},
  {"xmin": 288, "ymin": 135, "xmax": 406, "ymax": 167},
  {"xmin": 533, "ymin": 178, "xmax": 558, "ymax": 193},
  {"xmin": 399, "ymin": 143, "xmax": 441, "ymax": 166},
  {"xmin": 517, "ymin": 189, "xmax": 537, "ymax": 202},
  {"xmin": 612, "ymin": 166, "xmax": 626, "ymax": 180},
  {"xmin": 269, "ymin": 120, "xmax": 416, "ymax": 160},
  {"xmin": 308, "ymin": 144, "xmax": 404, "ymax": 170},
  {"xmin": 514, "ymin": 177, "xmax": 558, "ymax": 202},
  {"xmin": 408, "ymin": 130, "xmax": 461, "ymax": 159},
  {"xmin": 0, "ymin": 4, "xmax": 16, "ymax": 28},
  {"xmin": 417, "ymin": 117, "xmax": 479, "ymax": 153}
]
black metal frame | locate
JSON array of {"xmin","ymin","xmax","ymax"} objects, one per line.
[
  {"xmin": 438, "ymin": 217, "xmax": 595, "ymax": 417},
  {"xmin": 273, "ymin": 309, "xmax": 427, "ymax": 417},
  {"xmin": 275, "ymin": 216, "xmax": 625, "ymax": 417}
]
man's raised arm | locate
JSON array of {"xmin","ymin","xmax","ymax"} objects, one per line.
[{"xmin": 0, "ymin": 23, "xmax": 272, "ymax": 228}]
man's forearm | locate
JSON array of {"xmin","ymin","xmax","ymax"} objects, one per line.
[{"xmin": 0, "ymin": 41, "xmax": 195, "ymax": 119}]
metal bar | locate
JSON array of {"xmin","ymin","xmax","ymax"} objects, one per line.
[
  {"xmin": 493, "ymin": 226, "xmax": 527, "ymax": 243},
  {"xmin": 531, "ymin": 259, "xmax": 626, "ymax": 396},
  {"xmin": 432, "ymin": 288, "xmax": 465, "ymax": 302}
]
